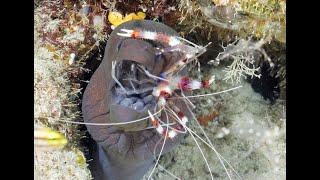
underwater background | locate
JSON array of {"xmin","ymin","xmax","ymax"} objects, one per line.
[{"xmin": 34, "ymin": 0, "xmax": 285, "ymax": 179}]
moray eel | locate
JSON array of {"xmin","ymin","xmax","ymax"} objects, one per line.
[{"xmin": 82, "ymin": 20, "xmax": 190, "ymax": 180}]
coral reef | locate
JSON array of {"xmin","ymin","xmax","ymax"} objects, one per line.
[
  {"xmin": 35, "ymin": 149, "xmax": 91, "ymax": 180},
  {"xmin": 210, "ymin": 39, "xmax": 271, "ymax": 84},
  {"xmin": 34, "ymin": 5, "xmax": 92, "ymax": 179},
  {"xmin": 178, "ymin": 0, "xmax": 286, "ymax": 43},
  {"xmin": 34, "ymin": 32, "xmax": 81, "ymax": 146},
  {"xmin": 34, "ymin": 46, "xmax": 92, "ymax": 179}
]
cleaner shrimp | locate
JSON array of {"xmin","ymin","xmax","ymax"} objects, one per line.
[
  {"xmin": 59, "ymin": 21, "xmax": 243, "ymax": 180},
  {"xmin": 115, "ymin": 28, "xmax": 243, "ymax": 180}
]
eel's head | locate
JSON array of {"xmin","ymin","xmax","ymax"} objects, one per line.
[{"xmin": 82, "ymin": 20, "xmax": 189, "ymax": 163}]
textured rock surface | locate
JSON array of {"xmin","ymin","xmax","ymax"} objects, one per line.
[{"xmin": 34, "ymin": 13, "xmax": 92, "ymax": 180}]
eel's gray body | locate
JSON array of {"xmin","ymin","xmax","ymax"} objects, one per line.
[{"xmin": 82, "ymin": 20, "xmax": 190, "ymax": 180}]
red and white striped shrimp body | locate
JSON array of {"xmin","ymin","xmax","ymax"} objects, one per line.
[
  {"xmin": 148, "ymin": 109, "xmax": 178, "ymax": 139},
  {"xmin": 152, "ymin": 82, "xmax": 172, "ymax": 107},
  {"xmin": 117, "ymin": 28, "xmax": 202, "ymax": 76},
  {"xmin": 149, "ymin": 82, "xmax": 184, "ymax": 139},
  {"xmin": 148, "ymin": 110, "xmax": 164, "ymax": 135},
  {"xmin": 118, "ymin": 28, "xmax": 214, "ymax": 140},
  {"xmin": 117, "ymin": 29, "xmax": 181, "ymax": 47},
  {"xmin": 169, "ymin": 75, "xmax": 215, "ymax": 91},
  {"xmin": 149, "ymin": 75, "xmax": 215, "ymax": 139}
]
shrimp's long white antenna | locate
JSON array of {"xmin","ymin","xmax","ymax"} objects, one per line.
[
  {"xmin": 148, "ymin": 108, "xmax": 170, "ymax": 180},
  {"xmin": 142, "ymin": 122, "xmax": 176, "ymax": 130},
  {"xmin": 185, "ymin": 122, "xmax": 214, "ymax": 180},
  {"xmin": 147, "ymin": 135, "xmax": 167, "ymax": 180},
  {"xmin": 151, "ymin": 111, "xmax": 182, "ymax": 180},
  {"xmin": 176, "ymin": 36, "xmax": 202, "ymax": 48},
  {"xmin": 158, "ymin": 164, "xmax": 181, "ymax": 180},
  {"xmin": 186, "ymin": 126, "xmax": 243, "ymax": 180},
  {"xmin": 165, "ymin": 105, "xmax": 214, "ymax": 180},
  {"xmin": 164, "ymin": 106, "xmax": 186, "ymax": 128},
  {"xmin": 171, "ymin": 86, "xmax": 241, "ymax": 180},
  {"xmin": 169, "ymin": 85, "xmax": 242, "ymax": 99},
  {"xmin": 186, "ymin": 42, "xmax": 211, "ymax": 60},
  {"xmin": 138, "ymin": 65, "xmax": 169, "ymax": 82},
  {"xmin": 57, "ymin": 107, "xmax": 164, "ymax": 126},
  {"xmin": 176, "ymin": 90, "xmax": 195, "ymax": 109},
  {"xmin": 182, "ymin": 98, "xmax": 232, "ymax": 180},
  {"xmin": 183, "ymin": 98, "xmax": 242, "ymax": 180},
  {"xmin": 173, "ymin": 42, "xmax": 211, "ymax": 73},
  {"xmin": 153, "ymin": 109, "xmax": 187, "ymax": 134}
]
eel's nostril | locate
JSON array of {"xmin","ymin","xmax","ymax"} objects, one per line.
[{"xmin": 116, "ymin": 40, "xmax": 124, "ymax": 52}]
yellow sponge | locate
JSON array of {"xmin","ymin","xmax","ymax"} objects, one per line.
[{"xmin": 108, "ymin": 11, "xmax": 146, "ymax": 28}]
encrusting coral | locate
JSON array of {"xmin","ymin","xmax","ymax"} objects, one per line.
[
  {"xmin": 181, "ymin": 0, "xmax": 286, "ymax": 43},
  {"xmin": 34, "ymin": 4, "xmax": 92, "ymax": 179}
]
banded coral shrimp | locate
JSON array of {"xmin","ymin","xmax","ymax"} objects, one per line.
[{"xmin": 58, "ymin": 23, "xmax": 246, "ymax": 180}]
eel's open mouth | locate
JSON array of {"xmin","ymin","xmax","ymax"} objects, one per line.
[
  {"xmin": 109, "ymin": 60, "xmax": 159, "ymax": 132},
  {"xmin": 112, "ymin": 60, "xmax": 157, "ymax": 112}
]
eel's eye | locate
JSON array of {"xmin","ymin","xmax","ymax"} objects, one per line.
[{"xmin": 116, "ymin": 40, "xmax": 124, "ymax": 52}]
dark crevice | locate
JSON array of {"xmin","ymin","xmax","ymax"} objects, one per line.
[
  {"xmin": 247, "ymin": 41, "xmax": 285, "ymax": 104},
  {"xmin": 77, "ymin": 40, "xmax": 107, "ymax": 176},
  {"xmin": 247, "ymin": 61, "xmax": 280, "ymax": 104}
]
